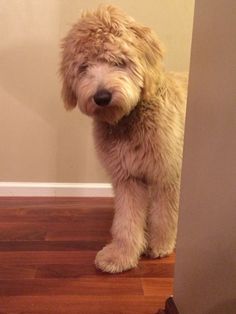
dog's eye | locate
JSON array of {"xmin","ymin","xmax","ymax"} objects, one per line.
[
  {"xmin": 114, "ymin": 60, "xmax": 127, "ymax": 68},
  {"xmin": 79, "ymin": 64, "xmax": 88, "ymax": 73}
]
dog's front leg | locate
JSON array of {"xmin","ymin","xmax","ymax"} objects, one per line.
[
  {"xmin": 147, "ymin": 184, "xmax": 179, "ymax": 258},
  {"xmin": 95, "ymin": 179, "xmax": 149, "ymax": 273}
]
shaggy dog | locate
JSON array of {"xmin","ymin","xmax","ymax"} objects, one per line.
[{"xmin": 60, "ymin": 5, "xmax": 187, "ymax": 273}]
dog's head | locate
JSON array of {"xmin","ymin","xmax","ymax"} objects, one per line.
[{"xmin": 60, "ymin": 5, "xmax": 164, "ymax": 124}]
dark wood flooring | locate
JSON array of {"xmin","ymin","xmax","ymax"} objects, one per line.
[{"xmin": 0, "ymin": 197, "xmax": 174, "ymax": 314}]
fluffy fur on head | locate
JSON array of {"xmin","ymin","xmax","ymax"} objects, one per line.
[
  {"xmin": 60, "ymin": 5, "xmax": 164, "ymax": 124},
  {"xmin": 60, "ymin": 5, "xmax": 188, "ymax": 273}
]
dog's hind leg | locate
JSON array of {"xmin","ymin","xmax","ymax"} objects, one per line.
[
  {"xmin": 147, "ymin": 184, "xmax": 179, "ymax": 258},
  {"xmin": 95, "ymin": 179, "xmax": 149, "ymax": 273}
]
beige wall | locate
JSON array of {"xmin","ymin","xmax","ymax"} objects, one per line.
[
  {"xmin": 174, "ymin": 0, "xmax": 236, "ymax": 313},
  {"xmin": 0, "ymin": 0, "xmax": 194, "ymax": 183}
]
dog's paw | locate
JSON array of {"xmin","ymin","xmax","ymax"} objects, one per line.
[
  {"xmin": 95, "ymin": 243, "xmax": 138, "ymax": 273},
  {"xmin": 147, "ymin": 246, "xmax": 175, "ymax": 259}
]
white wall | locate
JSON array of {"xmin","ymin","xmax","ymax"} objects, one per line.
[{"xmin": 174, "ymin": 0, "xmax": 236, "ymax": 313}]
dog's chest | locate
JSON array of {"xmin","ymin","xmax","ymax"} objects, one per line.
[{"xmin": 94, "ymin": 123, "xmax": 158, "ymax": 182}]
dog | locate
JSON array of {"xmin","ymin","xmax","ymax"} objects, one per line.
[{"xmin": 60, "ymin": 5, "xmax": 187, "ymax": 273}]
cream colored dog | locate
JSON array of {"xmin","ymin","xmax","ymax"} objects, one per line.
[{"xmin": 60, "ymin": 5, "xmax": 187, "ymax": 273}]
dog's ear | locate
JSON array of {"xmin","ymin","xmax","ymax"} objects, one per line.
[
  {"xmin": 130, "ymin": 24, "xmax": 164, "ymax": 66},
  {"xmin": 60, "ymin": 35, "xmax": 78, "ymax": 110},
  {"xmin": 61, "ymin": 79, "xmax": 77, "ymax": 110},
  {"xmin": 130, "ymin": 23, "xmax": 165, "ymax": 99}
]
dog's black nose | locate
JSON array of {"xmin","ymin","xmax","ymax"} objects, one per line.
[{"xmin": 94, "ymin": 90, "xmax": 112, "ymax": 106}]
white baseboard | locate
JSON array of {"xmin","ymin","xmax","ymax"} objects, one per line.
[{"xmin": 0, "ymin": 182, "xmax": 113, "ymax": 197}]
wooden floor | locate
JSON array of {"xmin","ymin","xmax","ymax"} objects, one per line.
[{"xmin": 0, "ymin": 197, "xmax": 174, "ymax": 314}]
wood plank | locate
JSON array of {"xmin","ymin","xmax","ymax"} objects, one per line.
[
  {"xmin": 0, "ymin": 197, "xmax": 114, "ymax": 209},
  {"xmin": 0, "ymin": 251, "xmax": 174, "ymax": 278},
  {"xmin": 36, "ymin": 260, "xmax": 174, "ymax": 279},
  {"xmin": 45, "ymin": 222, "xmax": 111, "ymax": 241},
  {"xmin": 0, "ymin": 210, "xmax": 113, "ymax": 223},
  {"xmin": 0, "ymin": 223, "xmax": 47, "ymax": 241},
  {"xmin": 0, "ymin": 222, "xmax": 111, "ymax": 241},
  {"xmin": 0, "ymin": 240, "xmax": 104, "ymax": 251},
  {"xmin": 0, "ymin": 251, "xmax": 97, "ymax": 265},
  {"xmin": 0, "ymin": 278, "xmax": 143, "ymax": 296},
  {"xmin": 0, "ymin": 265, "xmax": 36, "ymax": 280},
  {"xmin": 0, "ymin": 295, "xmax": 164, "ymax": 314},
  {"xmin": 0, "ymin": 206, "xmax": 114, "ymax": 223},
  {"xmin": 141, "ymin": 278, "xmax": 173, "ymax": 297}
]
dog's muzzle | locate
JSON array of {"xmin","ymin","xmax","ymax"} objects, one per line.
[{"xmin": 94, "ymin": 89, "xmax": 112, "ymax": 106}]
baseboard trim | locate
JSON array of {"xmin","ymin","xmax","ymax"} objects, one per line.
[{"xmin": 0, "ymin": 182, "xmax": 113, "ymax": 197}]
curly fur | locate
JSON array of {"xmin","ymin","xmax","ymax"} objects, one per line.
[{"xmin": 60, "ymin": 5, "xmax": 187, "ymax": 273}]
